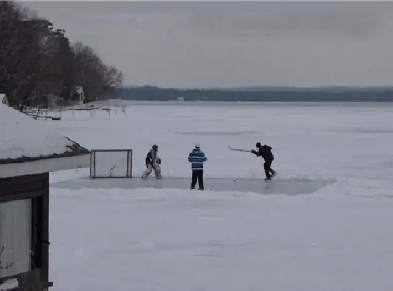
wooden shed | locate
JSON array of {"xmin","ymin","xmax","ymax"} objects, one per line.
[{"xmin": 0, "ymin": 104, "xmax": 90, "ymax": 290}]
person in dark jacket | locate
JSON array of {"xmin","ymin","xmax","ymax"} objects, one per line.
[
  {"xmin": 142, "ymin": 144, "xmax": 162, "ymax": 179},
  {"xmin": 188, "ymin": 143, "xmax": 207, "ymax": 190},
  {"xmin": 251, "ymin": 142, "xmax": 276, "ymax": 180}
]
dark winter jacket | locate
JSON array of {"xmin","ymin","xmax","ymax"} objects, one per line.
[
  {"xmin": 145, "ymin": 150, "xmax": 158, "ymax": 166},
  {"xmin": 254, "ymin": 145, "xmax": 274, "ymax": 161},
  {"xmin": 188, "ymin": 148, "xmax": 207, "ymax": 171}
]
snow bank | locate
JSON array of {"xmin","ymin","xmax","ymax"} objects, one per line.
[
  {"xmin": 0, "ymin": 278, "xmax": 18, "ymax": 289},
  {"xmin": 313, "ymin": 177, "xmax": 393, "ymax": 200},
  {"xmin": 52, "ymin": 177, "xmax": 393, "ymax": 200},
  {"xmin": 0, "ymin": 104, "xmax": 87, "ymax": 161},
  {"xmin": 50, "ymin": 168, "xmax": 90, "ymax": 184}
]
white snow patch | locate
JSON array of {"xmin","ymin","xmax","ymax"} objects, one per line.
[
  {"xmin": 0, "ymin": 103, "xmax": 83, "ymax": 160},
  {"xmin": 0, "ymin": 278, "xmax": 18, "ymax": 289}
]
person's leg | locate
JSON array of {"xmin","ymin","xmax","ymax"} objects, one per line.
[
  {"xmin": 191, "ymin": 171, "xmax": 197, "ymax": 189},
  {"xmin": 154, "ymin": 164, "xmax": 162, "ymax": 179},
  {"xmin": 264, "ymin": 162, "xmax": 271, "ymax": 179},
  {"xmin": 268, "ymin": 160, "xmax": 276, "ymax": 178},
  {"xmin": 142, "ymin": 164, "xmax": 153, "ymax": 178},
  {"xmin": 198, "ymin": 170, "xmax": 204, "ymax": 190}
]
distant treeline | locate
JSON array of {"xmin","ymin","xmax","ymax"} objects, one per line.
[{"xmin": 120, "ymin": 86, "xmax": 393, "ymax": 102}]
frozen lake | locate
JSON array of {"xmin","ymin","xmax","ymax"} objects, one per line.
[{"xmin": 46, "ymin": 101, "xmax": 393, "ymax": 291}]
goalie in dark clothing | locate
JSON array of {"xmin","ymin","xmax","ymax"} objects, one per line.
[
  {"xmin": 142, "ymin": 144, "xmax": 162, "ymax": 179},
  {"xmin": 251, "ymin": 142, "xmax": 277, "ymax": 180}
]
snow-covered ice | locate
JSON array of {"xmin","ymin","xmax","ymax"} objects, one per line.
[
  {"xmin": 50, "ymin": 187, "xmax": 393, "ymax": 291},
  {"xmin": 49, "ymin": 101, "xmax": 393, "ymax": 181},
  {"xmin": 46, "ymin": 101, "xmax": 393, "ymax": 290}
]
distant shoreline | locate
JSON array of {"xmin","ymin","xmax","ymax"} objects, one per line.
[
  {"xmin": 101, "ymin": 100, "xmax": 393, "ymax": 108},
  {"xmin": 119, "ymin": 86, "xmax": 393, "ymax": 102}
]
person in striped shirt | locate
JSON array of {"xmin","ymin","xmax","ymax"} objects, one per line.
[{"xmin": 188, "ymin": 143, "xmax": 207, "ymax": 190}]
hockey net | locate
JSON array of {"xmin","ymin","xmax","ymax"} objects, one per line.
[{"xmin": 89, "ymin": 149, "xmax": 133, "ymax": 178}]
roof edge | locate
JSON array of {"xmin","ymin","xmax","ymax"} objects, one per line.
[{"xmin": 0, "ymin": 153, "xmax": 91, "ymax": 179}]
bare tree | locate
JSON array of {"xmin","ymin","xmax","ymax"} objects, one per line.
[
  {"xmin": 0, "ymin": 1, "xmax": 25, "ymax": 96},
  {"xmin": 72, "ymin": 42, "xmax": 123, "ymax": 102},
  {"xmin": 0, "ymin": 1, "xmax": 123, "ymax": 110},
  {"xmin": 101, "ymin": 65, "xmax": 123, "ymax": 98},
  {"xmin": 1, "ymin": 3, "xmax": 59, "ymax": 109}
]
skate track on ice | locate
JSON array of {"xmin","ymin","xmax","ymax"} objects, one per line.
[{"xmin": 51, "ymin": 176, "xmax": 332, "ymax": 195}]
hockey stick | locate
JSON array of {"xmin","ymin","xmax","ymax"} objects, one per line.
[{"xmin": 228, "ymin": 146, "xmax": 251, "ymax": 153}]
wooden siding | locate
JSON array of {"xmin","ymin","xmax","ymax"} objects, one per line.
[
  {"xmin": 0, "ymin": 174, "xmax": 47, "ymax": 203},
  {"xmin": 0, "ymin": 173, "xmax": 52, "ymax": 290}
]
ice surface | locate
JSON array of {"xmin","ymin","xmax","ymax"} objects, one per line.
[
  {"xmin": 51, "ymin": 176, "xmax": 331, "ymax": 195},
  {"xmin": 46, "ymin": 102, "xmax": 393, "ymax": 291}
]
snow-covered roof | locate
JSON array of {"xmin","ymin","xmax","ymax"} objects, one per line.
[{"xmin": 0, "ymin": 104, "xmax": 90, "ymax": 178}]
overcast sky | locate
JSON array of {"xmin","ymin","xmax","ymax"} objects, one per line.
[{"xmin": 19, "ymin": 1, "xmax": 393, "ymax": 88}]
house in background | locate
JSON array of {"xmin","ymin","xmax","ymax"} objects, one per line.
[
  {"xmin": 1, "ymin": 93, "xmax": 8, "ymax": 106},
  {"xmin": 0, "ymin": 103, "xmax": 90, "ymax": 290},
  {"xmin": 68, "ymin": 86, "xmax": 85, "ymax": 106}
]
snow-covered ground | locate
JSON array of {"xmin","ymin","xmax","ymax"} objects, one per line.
[{"xmin": 48, "ymin": 102, "xmax": 393, "ymax": 291}]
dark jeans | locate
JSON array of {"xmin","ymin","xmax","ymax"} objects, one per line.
[
  {"xmin": 264, "ymin": 159, "xmax": 275, "ymax": 178},
  {"xmin": 191, "ymin": 170, "xmax": 204, "ymax": 190}
]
